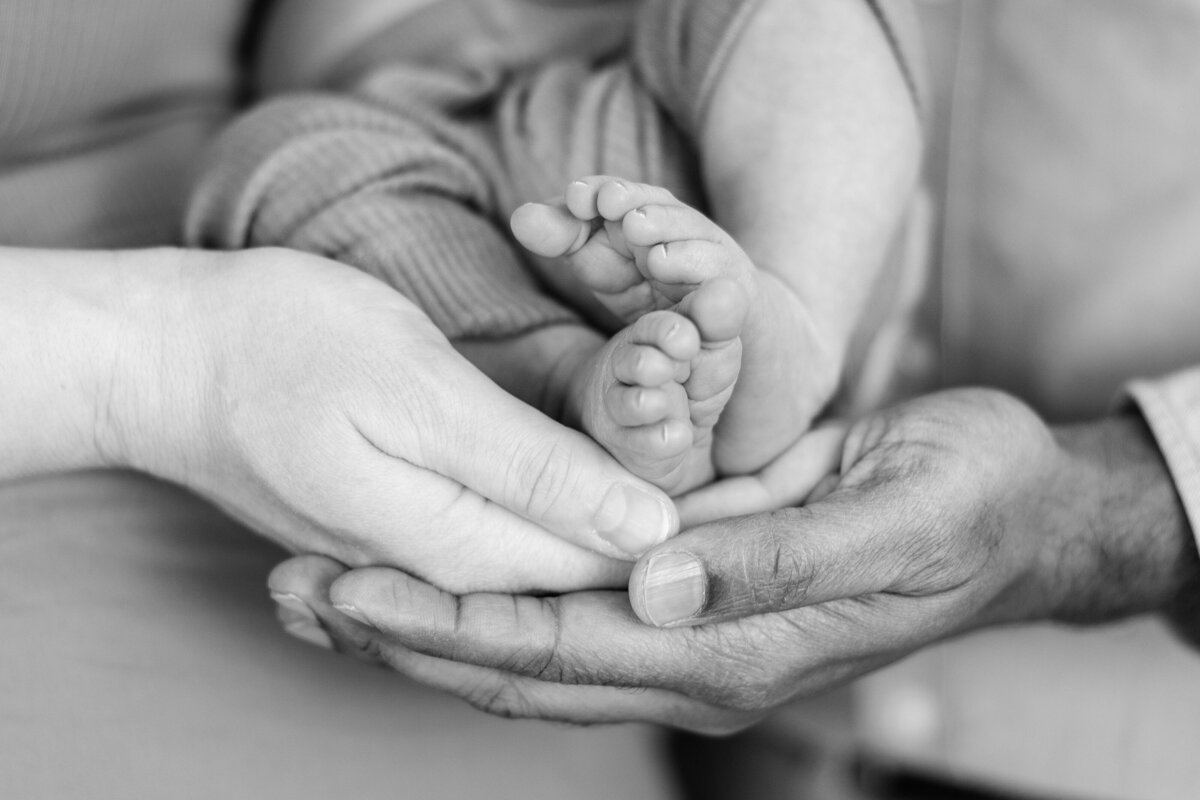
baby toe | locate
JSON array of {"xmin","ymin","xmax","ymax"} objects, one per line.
[
  {"xmin": 510, "ymin": 202, "xmax": 592, "ymax": 258},
  {"xmin": 628, "ymin": 310, "xmax": 701, "ymax": 364},
  {"xmin": 594, "ymin": 179, "xmax": 679, "ymax": 222},
  {"xmin": 677, "ymin": 277, "xmax": 749, "ymax": 344},
  {"xmin": 620, "ymin": 418, "xmax": 694, "ymax": 461},
  {"xmin": 621, "ymin": 203, "xmax": 723, "ymax": 250},
  {"xmin": 604, "ymin": 385, "xmax": 672, "ymax": 427},
  {"xmin": 644, "ymin": 239, "xmax": 728, "ymax": 286},
  {"xmin": 611, "ymin": 344, "xmax": 677, "ymax": 387}
]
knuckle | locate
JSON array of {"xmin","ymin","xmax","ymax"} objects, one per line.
[
  {"xmin": 517, "ymin": 597, "xmax": 570, "ymax": 682},
  {"xmin": 746, "ymin": 520, "xmax": 815, "ymax": 610},
  {"xmin": 509, "ymin": 438, "xmax": 574, "ymax": 520},
  {"xmin": 459, "ymin": 595, "xmax": 570, "ymax": 684},
  {"xmin": 466, "ymin": 677, "xmax": 535, "ymax": 720}
]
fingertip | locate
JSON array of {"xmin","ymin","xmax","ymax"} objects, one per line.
[
  {"xmin": 267, "ymin": 554, "xmax": 348, "ymax": 601},
  {"xmin": 629, "ymin": 550, "xmax": 708, "ymax": 627},
  {"xmin": 592, "ymin": 481, "xmax": 679, "ymax": 558},
  {"xmin": 327, "ymin": 566, "xmax": 404, "ymax": 624}
]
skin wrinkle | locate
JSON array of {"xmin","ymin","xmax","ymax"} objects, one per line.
[
  {"xmin": 527, "ymin": 594, "xmax": 566, "ymax": 683},
  {"xmin": 510, "ymin": 435, "xmax": 574, "ymax": 524},
  {"xmin": 690, "ymin": 624, "xmax": 780, "ymax": 710}
]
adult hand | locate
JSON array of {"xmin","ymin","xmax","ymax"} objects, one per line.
[
  {"xmin": 270, "ymin": 389, "xmax": 1199, "ymax": 732},
  {"xmin": 112, "ymin": 247, "xmax": 677, "ymax": 593}
]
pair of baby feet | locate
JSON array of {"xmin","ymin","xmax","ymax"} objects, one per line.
[{"xmin": 511, "ymin": 176, "xmax": 823, "ymax": 496}]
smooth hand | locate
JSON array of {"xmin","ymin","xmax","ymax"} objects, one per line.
[
  {"xmin": 271, "ymin": 389, "xmax": 1198, "ymax": 731},
  {"xmin": 118, "ymin": 248, "xmax": 677, "ymax": 593}
]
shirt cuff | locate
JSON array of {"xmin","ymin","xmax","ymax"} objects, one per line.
[{"xmin": 1126, "ymin": 367, "xmax": 1200, "ymax": 555}]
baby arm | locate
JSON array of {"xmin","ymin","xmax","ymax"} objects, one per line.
[{"xmin": 252, "ymin": 0, "xmax": 634, "ymax": 94}]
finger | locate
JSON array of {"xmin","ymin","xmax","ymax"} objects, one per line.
[
  {"xmin": 330, "ymin": 567, "xmax": 776, "ymax": 708},
  {"xmin": 564, "ymin": 176, "xmax": 678, "ymax": 222},
  {"xmin": 268, "ymin": 554, "xmax": 367, "ymax": 659},
  {"xmin": 676, "ymin": 423, "xmax": 848, "ymax": 527},
  {"xmin": 274, "ymin": 561, "xmax": 756, "ymax": 732},
  {"xmin": 630, "ymin": 484, "xmax": 923, "ymax": 627},
  {"xmin": 361, "ymin": 643, "xmax": 759, "ymax": 733},
  {"xmin": 366, "ymin": 353, "xmax": 680, "ymax": 559},
  {"xmin": 338, "ymin": 447, "xmax": 633, "ymax": 594},
  {"xmin": 328, "ymin": 567, "xmax": 917, "ymax": 713}
]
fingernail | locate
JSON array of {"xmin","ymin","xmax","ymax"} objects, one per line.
[
  {"xmin": 333, "ymin": 602, "xmax": 372, "ymax": 627},
  {"xmin": 284, "ymin": 619, "xmax": 333, "ymax": 650},
  {"xmin": 594, "ymin": 484, "xmax": 672, "ymax": 556},
  {"xmin": 270, "ymin": 591, "xmax": 317, "ymax": 621},
  {"xmin": 641, "ymin": 552, "xmax": 706, "ymax": 627}
]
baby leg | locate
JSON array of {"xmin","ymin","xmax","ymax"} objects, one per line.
[{"xmin": 633, "ymin": 0, "xmax": 924, "ymax": 473}]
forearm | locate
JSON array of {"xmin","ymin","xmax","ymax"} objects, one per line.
[
  {"xmin": 1043, "ymin": 412, "xmax": 1200, "ymax": 627},
  {"xmin": 0, "ymin": 247, "xmax": 195, "ymax": 481}
]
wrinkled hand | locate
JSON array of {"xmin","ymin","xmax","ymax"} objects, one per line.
[
  {"xmin": 270, "ymin": 388, "xmax": 1198, "ymax": 732},
  {"xmin": 125, "ymin": 248, "xmax": 676, "ymax": 594}
]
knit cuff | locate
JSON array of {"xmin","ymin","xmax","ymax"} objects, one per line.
[
  {"xmin": 301, "ymin": 191, "xmax": 579, "ymax": 339},
  {"xmin": 186, "ymin": 93, "xmax": 579, "ymax": 340}
]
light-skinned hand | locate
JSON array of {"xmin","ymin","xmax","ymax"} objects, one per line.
[{"xmin": 113, "ymin": 248, "xmax": 678, "ymax": 593}]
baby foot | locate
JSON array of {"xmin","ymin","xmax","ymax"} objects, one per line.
[
  {"xmin": 512, "ymin": 176, "xmax": 820, "ymax": 482},
  {"xmin": 563, "ymin": 310, "xmax": 730, "ymax": 493}
]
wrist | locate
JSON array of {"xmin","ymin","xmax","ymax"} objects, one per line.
[
  {"xmin": 0, "ymin": 246, "xmax": 201, "ymax": 479},
  {"xmin": 99, "ymin": 248, "xmax": 221, "ymax": 483},
  {"xmin": 1043, "ymin": 412, "xmax": 1199, "ymax": 625}
]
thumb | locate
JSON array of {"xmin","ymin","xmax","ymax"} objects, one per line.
[
  {"xmin": 628, "ymin": 488, "xmax": 917, "ymax": 627},
  {"xmin": 422, "ymin": 360, "xmax": 679, "ymax": 560}
]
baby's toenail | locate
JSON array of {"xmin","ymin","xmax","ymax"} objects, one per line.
[{"xmin": 635, "ymin": 208, "xmax": 648, "ymax": 217}]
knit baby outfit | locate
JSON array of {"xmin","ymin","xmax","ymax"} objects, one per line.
[{"xmin": 187, "ymin": 0, "xmax": 922, "ymax": 341}]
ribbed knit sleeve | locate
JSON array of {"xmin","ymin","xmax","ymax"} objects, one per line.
[{"xmin": 185, "ymin": 68, "xmax": 579, "ymax": 340}]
